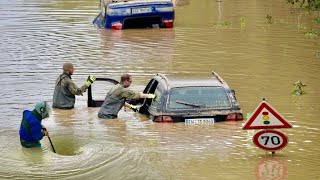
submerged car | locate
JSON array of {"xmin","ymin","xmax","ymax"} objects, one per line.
[
  {"xmin": 88, "ymin": 72, "xmax": 243, "ymax": 123},
  {"xmin": 93, "ymin": 0, "xmax": 175, "ymax": 30}
]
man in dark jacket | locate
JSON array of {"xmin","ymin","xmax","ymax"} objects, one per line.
[
  {"xmin": 98, "ymin": 73, "xmax": 155, "ymax": 119},
  {"xmin": 52, "ymin": 62, "xmax": 96, "ymax": 109},
  {"xmin": 19, "ymin": 101, "xmax": 51, "ymax": 148}
]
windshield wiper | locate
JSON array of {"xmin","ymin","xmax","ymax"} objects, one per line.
[{"xmin": 175, "ymin": 100, "xmax": 202, "ymax": 108}]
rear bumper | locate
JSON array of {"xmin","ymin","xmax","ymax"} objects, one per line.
[
  {"xmin": 172, "ymin": 115, "xmax": 229, "ymax": 123},
  {"xmin": 150, "ymin": 110, "xmax": 243, "ymax": 123}
]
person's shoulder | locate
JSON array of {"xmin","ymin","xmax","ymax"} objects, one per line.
[
  {"xmin": 62, "ymin": 74, "xmax": 71, "ymax": 80},
  {"xmin": 122, "ymin": 87, "xmax": 137, "ymax": 94},
  {"xmin": 115, "ymin": 84, "xmax": 125, "ymax": 90},
  {"xmin": 61, "ymin": 75, "xmax": 73, "ymax": 85},
  {"xmin": 23, "ymin": 110, "xmax": 31, "ymax": 116},
  {"xmin": 23, "ymin": 110, "xmax": 38, "ymax": 123}
]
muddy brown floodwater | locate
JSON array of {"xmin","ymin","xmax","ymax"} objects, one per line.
[{"xmin": 0, "ymin": 0, "xmax": 319, "ymax": 179}]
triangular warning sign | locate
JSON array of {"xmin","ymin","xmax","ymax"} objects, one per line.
[{"xmin": 242, "ymin": 101, "xmax": 292, "ymax": 130}]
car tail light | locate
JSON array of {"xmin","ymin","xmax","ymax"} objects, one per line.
[
  {"xmin": 226, "ymin": 113, "xmax": 243, "ymax": 121},
  {"xmin": 111, "ymin": 22, "xmax": 123, "ymax": 30},
  {"xmin": 154, "ymin": 115, "xmax": 173, "ymax": 123},
  {"xmin": 163, "ymin": 20, "xmax": 173, "ymax": 28}
]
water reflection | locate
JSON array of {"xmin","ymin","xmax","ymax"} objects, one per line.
[{"xmin": 255, "ymin": 156, "xmax": 288, "ymax": 180}]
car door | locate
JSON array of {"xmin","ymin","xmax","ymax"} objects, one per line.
[
  {"xmin": 146, "ymin": 84, "xmax": 164, "ymax": 115},
  {"xmin": 87, "ymin": 77, "xmax": 119, "ymax": 107},
  {"xmin": 138, "ymin": 79, "xmax": 159, "ymax": 114}
]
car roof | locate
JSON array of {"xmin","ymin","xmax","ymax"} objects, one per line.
[
  {"xmin": 166, "ymin": 79, "xmax": 225, "ymax": 88},
  {"xmin": 153, "ymin": 72, "xmax": 230, "ymax": 90}
]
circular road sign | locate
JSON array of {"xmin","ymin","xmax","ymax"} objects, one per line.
[{"xmin": 253, "ymin": 129, "xmax": 288, "ymax": 151}]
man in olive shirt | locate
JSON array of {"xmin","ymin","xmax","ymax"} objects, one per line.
[
  {"xmin": 52, "ymin": 62, "xmax": 96, "ymax": 109},
  {"xmin": 98, "ymin": 73, "xmax": 155, "ymax": 119}
]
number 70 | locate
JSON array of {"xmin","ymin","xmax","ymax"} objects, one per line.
[{"xmin": 261, "ymin": 136, "xmax": 280, "ymax": 145}]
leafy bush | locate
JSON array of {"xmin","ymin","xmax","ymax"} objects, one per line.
[{"xmin": 287, "ymin": 0, "xmax": 320, "ymax": 10}]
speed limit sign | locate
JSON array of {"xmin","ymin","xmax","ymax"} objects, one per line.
[{"xmin": 253, "ymin": 129, "xmax": 288, "ymax": 151}]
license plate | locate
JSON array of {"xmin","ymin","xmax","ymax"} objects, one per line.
[
  {"xmin": 132, "ymin": 7, "xmax": 152, "ymax": 14},
  {"xmin": 185, "ymin": 118, "xmax": 215, "ymax": 125}
]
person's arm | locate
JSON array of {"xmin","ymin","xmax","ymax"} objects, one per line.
[
  {"xmin": 66, "ymin": 80, "xmax": 86, "ymax": 95},
  {"xmin": 139, "ymin": 93, "xmax": 156, "ymax": 99},
  {"xmin": 119, "ymin": 88, "xmax": 155, "ymax": 99},
  {"xmin": 67, "ymin": 76, "xmax": 96, "ymax": 96},
  {"xmin": 121, "ymin": 89, "xmax": 141, "ymax": 100},
  {"xmin": 124, "ymin": 102, "xmax": 131, "ymax": 108},
  {"xmin": 30, "ymin": 122, "xmax": 44, "ymax": 141},
  {"xmin": 125, "ymin": 102, "xmax": 138, "ymax": 112}
]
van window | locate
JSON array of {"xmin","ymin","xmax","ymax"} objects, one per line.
[{"xmin": 168, "ymin": 87, "xmax": 231, "ymax": 109}]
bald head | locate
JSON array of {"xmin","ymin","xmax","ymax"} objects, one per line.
[{"xmin": 63, "ymin": 62, "xmax": 74, "ymax": 75}]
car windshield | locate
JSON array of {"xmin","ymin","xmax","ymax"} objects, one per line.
[{"xmin": 168, "ymin": 87, "xmax": 231, "ymax": 109}]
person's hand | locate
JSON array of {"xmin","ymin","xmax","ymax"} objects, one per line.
[
  {"xmin": 147, "ymin": 94, "xmax": 156, "ymax": 99},
  {"xmin": 85, "ymin": 75, "xmax": 96, "ymax": 87},
  {"xmin": 130, "ymin": 105, "xmax": 138, "ymax": 112},
  {"xmin": 42, "ymin": 128, "xmax": 49, "ymax": 137},
  {"xmin": 44, "ymin": 130, "xmax": 49, "ymax": 137}
]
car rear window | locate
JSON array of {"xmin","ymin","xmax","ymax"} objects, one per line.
[{"xmin": 168, "ymin": 87, "xmax": 231, "ymax": 109}]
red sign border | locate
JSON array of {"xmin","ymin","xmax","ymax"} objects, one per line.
[
  {"xmin": 242, "ymin": 101, "xmax": 292, "ymax": 130},
  {"xmin": 253, "ymin": 129, "xmax": 288, "ymax": 151}
]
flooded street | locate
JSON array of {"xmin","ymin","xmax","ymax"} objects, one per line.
[{"xmin": 1, "ymin": 0, "xmax": 320, "ymax": 179}]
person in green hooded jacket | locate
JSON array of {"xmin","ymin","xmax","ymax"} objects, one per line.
[
  {"xmin": 52, "ymin": 62, "xmax": 96, "ymax": 109},
  {"xmin": 19, "ymin": 101, "xmax": 51, "ymax": 148}
]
